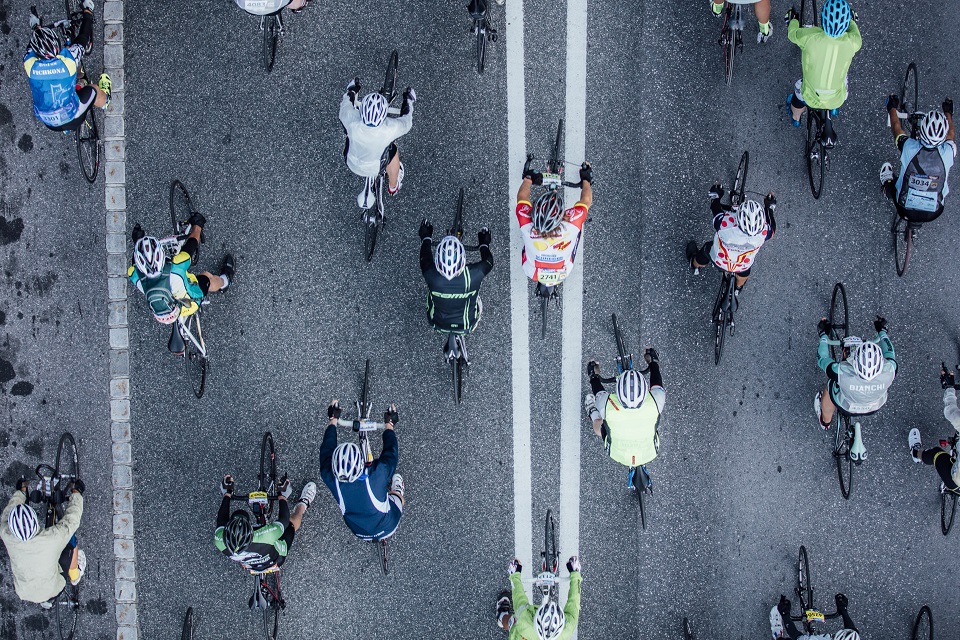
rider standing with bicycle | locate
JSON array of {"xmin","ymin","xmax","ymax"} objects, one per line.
[
  {"xmin": 1, "ymin": 477, "xmax": 86, "ymax": 606},
  {"xmin": 340, "ymin": 78, "xmax": 416, "ymax": 200},
  {"xmin": 770, "ymin": 593, "xmax": 860, "ymax": 640},
  {"xmin": 784, "ymin": 0, "xmax": 861, "ymax": 127},
  {"xmin": 880, "ymin": 97, "xmax": 956, "ymax": 222},
  {"xmin": 419, "ymin": 221, "xmax": 493, "ymax": 333},
  {"xmin": 24, "ymin": 1, "xmax": 111, "ymax": 131},
  {"xmin": 583, "ymin": 350, "xmax": 664, "ymax": 468},
  {"xmin": 319, "ymin": 401, "xmax": 405, "ymax": 541},
  {"xmin": 495, "ymin": 557, "xmax": 582, "ymax": 640},
  {"xmin": 128, "ymin": 216, "xmax": 235, "ymax": 326},
  {"xmin": 516, "ymin": 164, "xmax": 593, "ymax": 285},
  {"xmin": 687, "ymin": 183, "xmax": 776, "ymax": 307},
  {"xmin": 907, "ymin": 366, "xmax": 960, "ymax": 494},
  {"xmin": 815, "ymin": 316, "xmax": 896, "ymax": 429}
]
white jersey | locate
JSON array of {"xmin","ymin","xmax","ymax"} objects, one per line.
[
  {"xmin": 339, "ymin": 94, "xmax": 413, "ymax": 178},
  {"xmin": 709, "ymin": 211, "xmax": 770, "ymax": 273}
]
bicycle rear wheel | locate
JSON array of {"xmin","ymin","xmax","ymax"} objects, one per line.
[
  {"xmin": 892, "ymin": 216, "xmax": 913, "ymax": 277},
  {"xmin": 713, "ymin": 276, "xmax": 731, "ymax": 365},
  {"xmin": 363, "ymin": 210, "xmax": 382, "ymax": 262},
  {"xmin": 262, "ymin": 574, "xmax": 281, "ymax": 640},
  {"xmin": 540, "ymin": 288, "xmax": 549, "ymax": 340},
  {"xmin": 806, "ymin": 113, "xmax": 825, "ymax": 199},
  {"xmin": 834, "ymin": 416, "xmax": 853, "ymax": 499},
  {"xmin": 476, "ymin": 20, "xmax": 486, "ymax": 74},
  {"xmin": 76, "ymin": 107, "xmax": 100, "ymax": 183},
  {"xmin": 828, "ymin": 282, "xmax": 848, "ymax": 361},
  {"xmin": 382, "ymin": 50, "xmax": 399, "ymax": 101},
  {"xmin": 361, "ymin": 359, "xmax": 371, "ymax": 419},
  {"xmin": 543, "ymin": 509, "xmax": 558, "ymax": 573},
  {"xmin": 912, "ymin": 605, "xmax": 933, "ymax": 640},
  {"xmin": 184, "ymin": 334, "xmax": 208, "ymax": 399},
  {"xmin": 941, "ymin": 489, "xmax": 957, "ymax": 535},
  {"xmin": 899, "ymin": 63, "xmax": 919, "ymax": 137},
  {"xmin": 377, "ymin": 539, "xmax": 389, "ymax": 575},
  {"xmin": 56, "ymin": 583, "xmax": 80, "ymax": 640},
  {"xmin": 632, "ymin": 468, "xmax": 648, "ymax": 530},
  {"xmin": 549, "ymin": 119, "xmax": 564, "ymax": 174},
  {"xmin": 262, "ymin": 14, "xmax": 279, "ymax": 72},
  {"xmin": 181, "ymin": 607, "xmax": 194, "ymax": 640},
  {"xmin": 796, "ymin": 545, "xmax": 813, "ymax": 610},
  {"xmin": 683, "ymin": 617, "xmax": 695, "ymax": 640},
  {"xmin": 732, "ymin": 151, "xmax": 749, "ymax": 207},
  {"xmin": 451, "ymin": 355, "xmax": 463, "ymax": 405},
  {"xmin": 259, "ymin": 432, "xmax": 277, "ymax": 498}
]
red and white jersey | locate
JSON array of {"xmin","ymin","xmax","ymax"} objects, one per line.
[
  {"xmin": 516, "ymin": 200, "xmax": 589, "ymax": 285},
  {"xmin": 709, "ymin": 212, "xmax": 770, "ymax": 273}
]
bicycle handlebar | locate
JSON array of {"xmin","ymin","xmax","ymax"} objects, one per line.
[
  {"xmin": 336, "ymin": 418, "xmax": 386, "ymax": 432},
  {"xmin": 821, "ymin": 335, "xmax": 881, "ymax": 347},
  {"xmin": 430, "ymin": 239, "xmax": 482, "ymax": 251}
]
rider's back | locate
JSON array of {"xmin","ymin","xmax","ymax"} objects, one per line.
[
  {"xmin": 339, "ymin": 95, "xmax": 412, "ymax": 178},
  {"xmin": 24, "ymin": 46, "xmax": 82, "ymax": 127},
  {"xmin": 517, "ymin": 200, "xmax": 588, "ymax": 283},
  {"xmin": 422, "ymin": 244, "xmax": 493, "ymax": 333},
  {"xmin": 788, "ymin": 19, "xmax": 861, "ymax": 110},
  {"xmin": 603, "ymin": 391, "xmax": 664, "ymax": 467}
]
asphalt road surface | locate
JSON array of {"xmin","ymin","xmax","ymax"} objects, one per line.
[{"xmin": 2, "ymin": 0, "xmax": 960, "ymax": 639}]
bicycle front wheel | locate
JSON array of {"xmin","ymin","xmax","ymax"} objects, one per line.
[
  {"xmin": 683, "ymin": 617, "xmax": 695, "ymax": 640},
  {"xmin": 382, "ymin": 50, "xmax": 399, "ymax": 101},
  {"xmin": 452, "ymin": 187, "xmax": 466, "ymax": 237},
  {"xmin": 55, "ymin": 432, "xmax": 80, "ymax": 488},
  {"xmin": 806, "ymin": 114, "xmax": 824, "ymax": 199},
  {"xmin": 900, "ymin": 63, "xmax": 919, "ymax": 137},
  {"xmin": 912, "ymin": 605, "xmax": 933, "ymax": 640},
  {"xmin": 834, "ymin": 416, "xmax": 853, "ymax": 500},
  {"xmin": 76, "ymin": 107, "xmax": 100, "ymax": 183},
  {"xmin": 451, "ymin": 355, "xmax": 463, "ymax": 405},
  {"xmin": 796, "ymin": 545, "xmax": 812, "ymax": 610},
  {"xmin": 360, "ymin": 359, "xmax": 371, "ymax": 419},
  {"xmin": 543, "ymin": 510, "xmax": 558, "ymax": 573},
  {"xmin": 169, "ymin": 180, "xmax": 193, "ymax": 233},
  {"xmin": 181, "ymin": 607, "xmax": 194, "ymax": 640},
  {"xmin": 713, "ymin": 277, "xmax": 731, "ymax": 365},
  {"xmin": 892, "ymin": 216, "xmax": 913, "ymax": 277},
  {"xmin": 941, "ymin": 489, "xmax": 957, "ymax": 535},
  {"xmin": 612, "ymin": 313, "xmax": 628, "ymax": 363},
  {"xmin": 185, "ymin": 339, "xmax": 208, "ymax": 399},
  {"xmin": 732, "ymin": 151, "xmax": 749, "ymax": 207},
  {"xmin": 799, "ymin": 0, "xmax": 819, "ymax": 27},
  {"xmin": 476, "ymin": 21, "xmax": 486, "ymax": 74},
  {"xmin": 259, "ymin": 432, "xmax": 277, "ymax": 497},
  {"xmin": 828, "ymin": 282, "xmax": 848, "ymax": 361},
  {"xmin": 549, "ymin": 119, "xmax": 564, "ymax": 174},
  {"xmin": 56, "ymin": 584, "xmax": 80, "ymax": 640},
  {"xmin": 262, "ymin": 14, "xmax": 279, "ymax": 72}
]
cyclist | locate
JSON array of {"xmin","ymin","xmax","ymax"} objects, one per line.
[
  {"xmin": 784, "ymin": 0, "xmax": 861, "ymax": 127},
  {"xmin": 710, "ymin": 0, "xmax": 774, "ymax": 43},
  {"xmin": 907, "ymin": 365, "xmax": 960, "ymax": 494},
  {"xmin": 686, "ymin": 182, "xmax": 777, "ymax": 307},
  {"xmin": 770, "ymin": 593, "xmax": 860, "ymax": 640},
  {"xmin": 418, "ymin": 220, "xmax": 493, "ymax": 334},
  {"xmin": 214, "ymin": 475, "xmax": 317, "ymax": 572},
  {"xmin": 233, "ymin": 0, "xmax": 310, "ymax": 16},
  {"xmin": 319, "ymin": 401, "xmax": 405, "ymax": 541},
  {"xmin": 1, "ymin": 476, "xmax": 86, "ymax": 606},
  {"xmin": 880, "ymin": 96, "xmax": 956, "ymax": 223},
  {"xmin": 339, "ymin": 77, "xmax": 416, "ymax": 203},
  {"xmin": 815, "ymin": 316, "xmax": 896, "ymax": 429},
  {"xmin": 495, "ymin": 556, "xmax": 582, "ymax": 640},
  {"xmin": 583, "ymin": 349, "xmax": 665, "ymax": 469},
  {"xmin": 128, "ymin": 215, "xmax": 235, "ymax": 329},
  {"xmin": 516, "ymin": 163, "xmax": 593, "ymax": 285},
  {"xmin": 24, "ymin": 1, "xmax": 112, "ymax": 131}
]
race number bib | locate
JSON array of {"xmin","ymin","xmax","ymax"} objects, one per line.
[
  {"xmin": 904, "ymin": 187, "xmax": 938, "ymax": 212},
  {"xmin": 537, "ymin": 270, "xmax": 565, "ymax": 285}
]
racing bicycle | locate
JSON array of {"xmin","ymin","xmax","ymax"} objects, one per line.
[
  {"xmin": 28, "ymin": 432, "xmax": 81, "ymax": 640},
  {"xmin": 335, "ymin": 359, "xmax": 393, "ymax": 574},
  {"xmin": 226, "ymin": 432, "xmax": 285, "ymax": 640},
  {"xmin": 937, "ymin": 429, "xmax": 958, "ymax": 536},
  {"xmin": 718, "ymin": 1, "xmax": 745, "ymax": 85},
  {"xmin": 912, "ymin": 605, "xmax": 933, "ymax": 640},
  {"xmin": 710, "ymin": 151, "xmax": 749, "ymax": 365},
  {"xmin": 521, "ymin": 510, "xmax": 569, "ymax": 615},
  {"xmin": 467, "ymin": 0, "xmax": 497, "ymax": 74},
  {"xmin": 787, "ymin": 546, "xmax": 842, "ymax": 636},
  {"xmin": 233, "ymin": 0, "xmax": 291, "ymax": 71}
]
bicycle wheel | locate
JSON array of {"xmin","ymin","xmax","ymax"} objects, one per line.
[
  {"xmin": 262, "ymin": 14, "xmax": 279, "ymax": 72},
  {"xmin": 941, "ymin": 489, "xmax": 957, "ymax": 535},
  {"xmin": 806, "ymin": 113, "xmax": 824, "ymax": 199},
  {"xmin": 732, "ymin": 151, "xmax": 749, "ymax": 207},
  {"xmin": 451, "ymin": 355, "xmax": 462, "ymax": 405},
  {"xmin": 912, "ymin": 605, "xmax": 933, "ymax": 640},
  {"xmin": 56, "ymin": 584, "xmax": 80, "ymax": 640},
  {"xmin": 381, "ymin": 50, "xmax": 399, "ymax": 101},
  {"xmin": 633, "ymin": 469, "xmax": 647, "ymax": 530},
  {"xmin": 55, "ymin": 432, "xmax": 80, "ymax": 487},
  {"xmin": 181, "ymin": 607, "xmax": 194, "ymax": 640},
  {"xmin": 363, "ymin": 196, "xmax": 382, "ymax": 262},
  {"xmin": 169, "ymin": 180, "xmax": 193, "ymax": 232},
  {"xmin": 723, "ymin": 22, "xmax": 735, "ymax": 86},
  {"xmin": 834, "ymin": 416, "xmax": 853, "ymax": 499},
  {"xmin": 899, "ymin": 63, "xmax": 919, "ymax": 137},
  {"xmin": 76, "ymin": 107, "xmax": 99, "ymax": 183},
  {"xmin": 799, "ymin": 0, "xmax": 819, "ymax": 27},
  {"xmin": 612, "ymin": 313, "xmax": 628, "ymax": 363},
  {"xmin": 263, "ymin": 574, "xmax": 281, "ymax": 640},
  {"xmin": 360, "ymin": 359, "xmax": 371, "ymax": 418},
  {"xmin": 828, "ymin": 282, "xmax": 848, "ymax": 361},
  {"xmin": 476, "ymin": 20, "xmax": 486, "ymax": 74},
  {"xmin": 452, "ymin": 187, "xmax": 465, "ymax": 238},
  {"xmin": 259, "ymin": 432, "xmax": 277, "ymax": 497},
  {"xmin": 543, "ymin": 510, "xmax": 558, "ymax": 573},
  {"xmin": 184, "ymin": 337, "xmax": 208, "ymax": 399},
  {"xmin": 892, "ymin": 216, "xmax": 913, "ymax": 277},
  {"xmin": 683, "ymin": 617, "xmax": 695, "ymax": 640},
  {"xmin": 64, "ymin": 0, "xmax": 82, "ymax": 19},
  {"xmin": 796, "ymin": 545, "xmax": 813, "ymax": 610},
  {"xmin": 549, "ymin": 119, "xmax": 564, "ymax": 174},
  {"xmin": 377, "ymin": 539, "xmax": 389, "ymax": 575},
  {"xmin": 713, "ymin": 277, "xmax": 731, "ymax": 366}
]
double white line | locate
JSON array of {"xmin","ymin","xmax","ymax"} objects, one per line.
[{"xmin": 507, "ymin": 0, "xmax": 589, "ymax": 616}]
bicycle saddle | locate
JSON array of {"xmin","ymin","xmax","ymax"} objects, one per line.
[
  {"xmin": 467, "ymin": 0, "xmax": 488, "ymax": 18},
  {"xmin": 822, "ymin": 118, "xmax": 838, "ymax": 149},
  {"xmin": 249, "ymin": 583, "xmax": 269, "ymax": 610},
  {"xmin": 168, "ymin": 323, "xmax": 186, "ymax": 356}
]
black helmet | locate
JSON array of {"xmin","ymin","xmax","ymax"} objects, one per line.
[{"xmin": 223, "ymin": 511, "xmax": 253, "ymax": 554}]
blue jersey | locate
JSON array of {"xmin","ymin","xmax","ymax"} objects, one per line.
[{"xmin": 24, "ymin": 45, "xmax": 84, "ymax": 127}]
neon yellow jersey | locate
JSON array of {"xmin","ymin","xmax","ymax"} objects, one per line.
[{"xmin": 788, "ymin": 19, "xmax": 862, "ymax": 110}]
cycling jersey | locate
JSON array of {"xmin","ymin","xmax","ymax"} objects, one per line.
[
  {"xmin": 507, "ymin": 570, "xmax": 582, "ymax": 640},
  {"xmin": 941, "ymin": 387, "xmax": 960, "ymax": 486},
  {"xmin": 128, "ymin": 237, "xmax": 204, "ymax": 320},
  {"xmin": 818, "ymin": 330, "xmax": 896, "ymax": 415},
  {"xmin": 339, "ymin": 93, "xmax": 413, "ymax": 178},
  {"xmin": 318, "ymin": 425, "xmax": 402, "ymax": 541},
  {"xmin": 214, "ymin": 496, "xmax": 292, "ymax": 572},
  {"xmin": 708, "ymin": 198, "xmax": 775, "ymax": 273},
  {"xmin": 596, "ymin": 389, "xmax": 665, "ymax": 467},
  {"xmin": 1, "ymin": 490, "xmax": 83, "ymax": 603},
  {"xmin": 421, "ymin": 239, "xmax": 493, "ymax": 333},
  {"xmin": 234, "ymin": 0, "xmax": 291, "ymax": 15},
  {"xmin": 893, "ymin": 135, "xmax": 956, "ymax": 218},
  {"xmin": 24, "ymin": 44, "xmax": 87, "ymax": 128},
  {"xmin": 516, "ymin": 200, "xmax": 588, "ymax": 285},
  {"xmin": 787, "ymin": 18, "xmax": 861, "ymax": 110}
]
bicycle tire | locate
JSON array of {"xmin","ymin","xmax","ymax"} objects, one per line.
[
  {"xmin": 633, "ymin": 469, "xmax": 647, "ymax": 530},
  {"xmin": 892, "ymin": 216, "xmax": 913, "ymax": 277},
  {"xmin": 452, "ymin": 187, "xmax": 465, "ymax": 238},
  {"xmin": 262, "ymin": 14, "xmax": 279, "ymax": 72},
  {"xmin": 55, "ymin": 432, "xmax": 80, "ymax": 488},
  {"xmin": 941, "ymin": 489, "xmax": 957, "ymax": 536},
  {"xmin": 181, "ymin": 607, "xmax": 194, "ymax": 640},
  {"xmin": 724, "ymin": 21, "xmax": 735, "ymax": 87},
  {"xmin": 378, "ymin": 539, "xmax": 389, "ymax": 575},
  {"xmin": 799, "ymin": 0, "xmax": 820, "ymax": 27},
  {"xmin": 543, "ymin": 510, "xmax": 558, "ymax": 574},
  {"xmin": 363, "ymin": 209, "xmax": 381, "ymax": 262},
  {"xmin": 899, "ymin": 63, "xmax": 919, "ymax": 137},
  {"xmin": 169, "ymin": 180, "xmax": 193, "ymax": 233},
  {"xmin": 549, "ymin": 119, "xmax": 564, "ymax": 174},
  {"xmin": 56, "ymin": 583, "xmax": 80, "ymax": 640},
  {"xmin": 796, "ymin": 546, "xmax": 813, "ymax": 611},
  {"xmin": 263, "ymin": 574, "xmax": 281, "ymax": 640},
  {"xmin": 806, "ymin": 113, "xmax": 824, "ymax": 199},
  {"xmin": 185, "ymin": 338, "xmax": 208, "ymax": 399},
  {"xmin": 732, "ymin": 151, "xmax": 749, "ymax": 207},
  {"xmin": 361, "ymin": 359, "xmax": 371, "ymax": 419},
  {"xmin": 912, "ymin": 605, "xmax": 933, "ymax": 640},
  {"xmin": 64, "ymin": 0, "xmax": 83, "ymax": 23},
  {"xmin": 683, "ymin": 617, "xmax": 695, "ymax": 640},
  {"xmin": 713, "ymin": 276, "xmax": 731, "ymax": 365},
  {"xmin": 828, "ymin": 282, "xmax": 848, "ymax": 361},
  {"xmin": 452, "ymin": 355, "xmax": 462, "ymax": 405},
  {"xmin": 259, "ymin": 431, "xmax": 277, "ymax": 498},
  {"xmin": 612, "ymin": 313, "xmax": 628, "ymax": 363},
  {"xmin": 835, "ymin": 416, "xmax": 853, "ymax": 500},
  {"xmin": 382, "ymin": 50, "xmax": 399, "ymax": 102},
  {"xmin": 476, "ymin": 20, "xmax": 486, "ymax": 74},
  {"xmin": 540, "ymin": 289, "xmax": 549, "ymax": 340},
  {"xmin": 75, "ymin": 107, "xmax": 99, "ymax": 183}
]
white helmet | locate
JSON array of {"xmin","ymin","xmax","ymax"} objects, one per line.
[
  {"xmin": 616, "ymin": 370, "xmax": 648, "ymax": 409},
  {"xmin": 920, "ymin": 110, "xmax": 949, "ymax": 147},
  {"xmin": 736, "ymin": 200, "xmax": 766, "ymax": 236},
  {"xmin": 534, "ymin": 600, "xmax": 565, "ymax": 640},
  {"xmin": 7, "ymin": 504, "xmax": 39, "ymax": 542},
  {"xmin": 853, "ymin": 342, "xmax": 884, "ymax": 381},
  {"xmin": 332, "ymin": 442, "xmax": 364, "ymax": 482},
  {"xmin": 435, "ymin": 236, "xmax": 466, "ymax": 280},
  {"xmin": 360, "ymin": 93, "xmax": 388, "ymax": 127},
  {"xmin": 133, "ymin": 236, "xmax": 165, "ymax": 278},
  {"xmin": 833, "ymin": 630, "xmax": 860, "ymax": 640}
]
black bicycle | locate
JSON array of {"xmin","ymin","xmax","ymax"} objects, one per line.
[
  {"xmin": 939, "ymin": 432, "xmax": 958, "ymax": 535},
  {"xmin": 29, "ymin": 432, "xmax": 81, "ymax": 640},
  {"xmin": 227, "ymin": 432, "xmax": 285, "ymax": 640},
  {"xmin": 232, "ymin": 0, "xmax": 290, "ymax": 71},
  {"xmin": 719, "ymin": 1, "xmax": 745, "ymax": 85},
  {"xmin": 912, "ymin": 605, "xmax": 933, "ymax": 640},
  {"xmin": 711, "ymin": 151, "xmax": 748, "ymax": 364},
  {"xmin": 519, "ymin": 510, "xmax": 569, "ymax": 614},
  {"xmin": 467, "ymin": 0, "xmax": 497, "ymax": 74},
  {"xmin": 797, "ymin": 0, "xmax": 836, "ymax": 199},
  {"xmin": 790, "ymin": 546, "xmax": 841, "ymax": 635}
]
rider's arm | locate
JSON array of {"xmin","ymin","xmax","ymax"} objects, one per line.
[
  {"xmin": 558, "ymin": 571, "xmax": 583, "ymax": 640},
  {"xmin": 339, "ymin": 93, "xmax": 359, "ymax": 128},
  {"xmin": 275, "ymin": 496, "xmax": 290, "ymax": 529},
  {"xmin": 318, "ymin": 424, "xmax": 338, "ymax": 474},
  {"xmin": 50, "ymin": 491, "xmax": 84, "ymax": 543},
  {"xmin": 817, "ymin": 336, "xmax": 838, "ymax": 380},
  {"xmin": 889, "ymin": 104, "xmax": 906, "ymax": 141},
  {"xmin": 419, "ymin": 237, "xmax": 434, "ymax": 275},
  {"xmin": 786, "ymin": 17, "xmax": 802, "ymax": 44},
  {"xmin": 648, "ymin": 362, "xmax": 666, "ymax": 413},
  {"xmin": 477, "ymin": 244, "xmax": 494, "ymax": 275},
  {"xmin": 943, "ymin": 387, "xmax": 960, "ymax": 434},
  {"xmin": 765, "ymin": 201, "xmax": 777, "ymax": 237},
  {"xmin": 947, "ymin": 114, "xmax": 956, "ymax": 143},
  {"xmin": 577, "ymin": 181, "xmax": 593, "ymax": 210},
  {"xmin": 845, "ymin": 18, "xmax": 862, "ymax": 51},
  {"xmin": 374, "ymin": 429, "xmax": 399, "ymax": 477},
  {"xmin": 508, "ymin": 571, "xmax": 529, "ymax": 611},
  {"xmin": 876, "ymin": 330, "xmax": 896, "ymax": 372},
  {"xmin": 517, "ymin": 177, "xmax": 533, "ymax": 208},
  {"xmin": 216, "ymin": 494, "xmax": 232, "ymax": 528}
]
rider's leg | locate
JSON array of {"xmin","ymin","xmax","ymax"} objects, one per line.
[
  {"xmin": 386, "ymin": 152, "xmax": 403, "ymax": 194},
  {"xmin": 754, "ymin": 0, "xmax": 772, "ymax": 29},
  {"xmin": 289, "ymin": 482, "xmax": 316, "ymax": 531},
  {"xmin": 734, "ymin": 271, "xmax": 750, "ymax": 290},
  {"xmin": 819, "ymin": 385, "xmax": 837, "ymax": 425},
  {"xmin": 788, "ymin": 80, "xmax": 806, "ymax": 123},
  {"xmin": 710, "ymin": 0, "xmax": 725, "ymax": 16},
  {"xmin": 288, "ymin": 0, "xmax": 308, "ymax": 9},
  {"xmin": 930, "ymin": 450, "xmax": 960, "ymax": 491},
  {"xmin": 689, "ymin": 241, "xmax": 712, "ymax": 271},
  {"xmin": 388, "ymin": 474, "xmax": 405, "ymax": 507}
]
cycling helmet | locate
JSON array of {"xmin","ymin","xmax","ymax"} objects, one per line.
[
  {"xmin": 534, "ymin": 600, "xmax": 566, "ymax": 640},
  {"xmin": 833, "ymin": 631, "xmax": 860, "ymax": 640},
  {"xmin": 736, "ymin": 199, "xmax": 766, "ymax": 236},
  {"xmin": 30, "ymin": 26, "xmax": 65, "ymax": 59},
  {"xmin": 616, "ymin": 369, "xmax": 649, "ymax": 409},
  {"xmin": 435, "ymin": 236, "xmax": 466, "ymax": 280},
  {"xmin": 332, "ymin": 442, "xmax": 364, "ymax": 483},
  {"xmin": 919, "ymin": 110, "xmax": 949, "ymax": 147},
  {"xmin": 223, "ymin": 511, "xmax": 253, "ymax": 554},
  {"xmin": 360, "ymin": 93, "xmax": 388, "ymax": 127},
  {"xmin": 853, "ymin": 342, "xmax": 884, "ymax": 381},
  {"xmin": 7, "ymin": 504, "xmax": 39, "ymax": 542},
  {"xmin": 821, "ymin": 0, "xmax": 852, "ymax": 38},
  {"xmin": 133, "ymin": 236, "xmax": 165, "ymax": 278},
  {"xmin": 532, "ymin": 192, "xmax": 564, "ymax": 234}
]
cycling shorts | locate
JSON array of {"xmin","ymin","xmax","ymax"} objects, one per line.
[
  {"xmin": 196, "ymin": 273, "xmax": 212, "ymax": 296},
  {"xmin": 274, "ymin": 524, "xmax": 296, "ymax": 567},
  {"xmin": 695, "ymin": 241, "xmax": 752, "ymax": 277},
  {"xmin": 57, "ymin": 535, "xmax": 78, "ymax": 578},
  {"xmin": 921, "ymin": 447, "xmax": 959, "ymax": 491},
  {"xmin": 343, "ymin": 139, "xmax": 397, "ymax": 171},
  {"xmin": 828, "ymin": 383, "xmax": 881, "ymax": 418},
  {"xmin": 46, "ymin": 86, "xmax": 96, "ymax": 132}
]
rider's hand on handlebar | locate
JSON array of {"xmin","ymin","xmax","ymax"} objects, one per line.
[
  {"xmin": 578, "ymin": 162, "xmax": 593, "ymax": 185},
  {"xmin": 327, "ymin": 400, "xmax": 342, "ymax": 421},
  {"xmin": 709, "ymin": 182, "xmax": 724, "ymax": 200},
  {"xmin": 566, "ymin": 556, "xmax": 581, "ymax": 573},
  {"xmin": 478, "ymin": 227, "xmax": 492, "ymax": 247},
  {"xmin": 777, "ymin": 594, "xmax": 792, "ymax": 616},
  {"xmin": 817, "ymin": 317, "xmax": 831, "ymax": 337},
  {"xmin": 943, "ymin": 98, "xmax": 954, "ymax": 116},
  {"xmin": 783, "ymin": 8, "xmax": 798, "ymax": 25},
  {"xmin": 886, "ymin": 94, "xmax": 900, "ymax": 112},
  {"xmin": 523, "ymin": 167, "xmax": 543, "ymax": 186},
  {"xmin": 221, "ymin": 475, "xmax": 234, "ymax": 496},
  {"xmin": 16, "ymin": 476, "xmax": 28, "ymax": 494},
  {"xmin": 71, "ymin": 478, "xmax": 85, "ymax": 495},
  {"xmin": 419, "ymin": 219, "xmax": 433, "ymax": 241},
  {"xmin": 346, "ymin": 77, "xmax": 361, "ymax": 96},
  {"xmin": 188, "ymin": 212, "xmax": 207, "ymax": 229},
  {"xmin": 644, "ymin": 347, "xmax": 659, "ymax": 365},
  {"xmin": 873, "ymin": 315, "xmax": 888, "ymax": 333},
  {"xmin": 508, "ymin": 558, "xmax": 522, "ymax": 575},
  {"xmin": 384, "ymin": 405, "xmax": 399, "ymax": 428},
  {"xmin": 131, "ymin": 223, "xmax": 145, "ymax": 243},
  {"xmin": 834, "ymin": 593, "xmax": 849, "ymax": 611},
  {"xmin": 764, "ymin": 192, "xmax": 777, "ymax": 209}
]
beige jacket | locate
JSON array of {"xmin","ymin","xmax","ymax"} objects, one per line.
[{"xmin": 0, "ymin": 489, "xmax": 83, "ymax": 603}]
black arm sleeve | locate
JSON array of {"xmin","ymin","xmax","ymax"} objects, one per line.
[
  {"xmin": 710, "ymin": 198, "xmax": 725, "ymax": 216},
  {"xmin": 647, "ymin": 362, "xmax": 663, "ymax": 389},
  {"xmin": 276, "ymin": 497, "xmax": 290, "ymax": 529},
  {"xmin": 181, "ymin": 237, "xmax": 200, "ymax": 258},
  {"xmin": 419, "ymin": 239, "xmax": 433, "ymax": 275},
  {"xmin": 478, "ymin": 244, "xmax": 494, "ymax": 275},
  {"xmin": 216, "ymin": 495, "xmax": 232, "ymax": 527},
  {"xmin": 766, "ymin": 203, "xmax": 777, "ymax": 237},
  {"xmin": 838, "ymin": 609, "xmax": 858, "ymax": 632}
]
